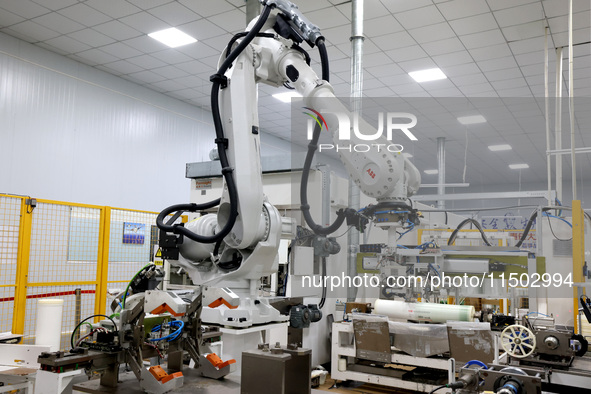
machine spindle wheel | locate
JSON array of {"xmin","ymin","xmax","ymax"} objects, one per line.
[{"xmin": 500, "ymin": 324, "xmax": 536, "ymax": 358}]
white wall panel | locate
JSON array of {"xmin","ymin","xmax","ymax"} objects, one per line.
[{"xmin": 0, "ymin": 32, "xmax": 295, "ymax": 212}]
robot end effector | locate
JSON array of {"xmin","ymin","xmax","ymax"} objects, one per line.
[{"xmin": 252, "ymin": 1, "xmax": 421, "ymax": 207}]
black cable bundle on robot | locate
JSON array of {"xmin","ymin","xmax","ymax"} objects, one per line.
[
  {"xmin": 299, "ymin": 40, "xmax": 351, "ymax": 236},
  {"xmin": 155, "ymin": 5, "xmax": 273, "ymax": 245}
]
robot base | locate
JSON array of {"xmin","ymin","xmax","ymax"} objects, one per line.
[{"xmin": 201, "ymin": 297, "xmax": 289, "ymax": 328}]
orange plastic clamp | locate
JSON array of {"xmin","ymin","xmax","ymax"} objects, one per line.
[
  {"xmin": 207, "ymin": 297, "xmax": 239, "ymax": 309},
  {"xmin": 206, "ymin": 353, "xmax": 236, "ymax": 369},
  {"xmin": 161, "ymin": 371, "xmax": 183, "ymax": 384},
  {"xmin": 148, "ymin": 366, "xmax": 167, "ymax": 381}
]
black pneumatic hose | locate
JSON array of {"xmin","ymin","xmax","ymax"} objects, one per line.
[
  {"xmin": 299, "ymin": 39, "xmax": 347, "ymax": 236},
  {"xmin": 447, "ymin": 218, "xmax": 492, "ymax": 247},
  {"xmin": 318, "ymin": 256, "xmax": 327, "ymax": 309},
  {"xmin": 156, "ymin": 5, "xmax": 273, "ymax": 244}
]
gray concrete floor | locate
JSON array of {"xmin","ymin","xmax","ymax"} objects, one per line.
[{"xmin": 73, "ymin": 369, "xmax": 326, "ymax": 393}]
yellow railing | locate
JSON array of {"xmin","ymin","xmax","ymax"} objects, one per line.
[{"xmin": 0, "ymin": 193, "xmax": 176, "ymax": 349}]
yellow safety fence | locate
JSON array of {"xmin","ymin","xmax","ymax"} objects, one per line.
[{"xmin": 0, "ymin": 193, "xmax": 182, "ymax": 350}]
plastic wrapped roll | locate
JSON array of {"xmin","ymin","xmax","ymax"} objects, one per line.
[
  {"xmin": 35, "ymin": 299, "xmax": 64, "ymax": 351},
  {"xmin": 374, "ymin": 299, "xmax": 474, "ymax": 323}
]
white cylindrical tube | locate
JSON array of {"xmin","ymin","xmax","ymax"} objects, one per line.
[
  {"xmin": 338, "ymin": 358, "xmax": 347, "ymax": 372},
  {"xmin": 35, "ymin": 299, "xmax": 64, "ymax": 351},
  {"xmin": 374, "ymin": 299, "xmax": 474, "ymax": 323}
]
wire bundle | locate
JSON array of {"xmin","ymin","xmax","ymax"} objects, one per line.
[
  {"xmin": 149, "ymin": 320, "xmax": 184, "ymax": 342},
  {"xmin": 75, "ymin": 326, "xmax": 108, "ymax": 347},
  {"xmin": 70, "ymin": 314, "xmax": 118, "ymax": 349}
]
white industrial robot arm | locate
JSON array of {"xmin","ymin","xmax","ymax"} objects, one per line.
[{"xmin": 157, "ymin": 0, "xmax": 421, "ymax": 288}]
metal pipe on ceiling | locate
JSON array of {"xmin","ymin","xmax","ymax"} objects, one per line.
[
  {"xmin": 437, "ymin": 137, "xmax": 446, "ymax": 210},
  {"xmin": 555, "ymin": 46, "xmax": 563, "ymax": 203},
  {"xmin": 544, "ymin": 26, "xmax": 553, "ymax": 206},
  {"xmin": 347, "ymin": 0, "xmax": 364, "ymax": 302},
  {"xmin": 568, "ymin": 0, "xmax": 577, "ymax": 200}
]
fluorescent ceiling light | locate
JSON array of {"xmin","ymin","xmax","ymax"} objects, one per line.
[
  {"xmin": 408, "ymin": 68, "xmax": 447, "ymax": 83},
  {"xmin": 403, "ymin": 152, "xmax": 413, "ymax": 158},
  {"xmin": 457, "ymin": 115, "xmax": 486, "ymax": 125},
  {"xmin": 148, "ymin": 28, "xmax": 197, "ymax": 48},
  {"xmin": 424, "ymin": 169, "xmax": 439, "ymax": 175},
  {"xmin": 509, "ymin": 163, "xmax": 529, "ymax": 170},
  {"xmin": 488, "ymin": 144, "xmax": 512, "ymax": 151},
  {"xmin": 273, "ymin": 91, "xmax": 302, "ymax": 103}
]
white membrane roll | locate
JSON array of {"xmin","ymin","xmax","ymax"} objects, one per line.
[
  {"xmin": 374, "ymin": 299, "xmax": 475, "ymax": 323},
  {"xmin": 35, "ymin": 299, "xmax": 64, "ymax": 351}
]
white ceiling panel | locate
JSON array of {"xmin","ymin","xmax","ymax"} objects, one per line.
[
  {"xmin": 32, "ymin": 12, "xmax": 84, "ymax": 34},
  {"xmin": 92, "ymin": 20, "xmax": 141, "ymax": 41},
  {"xmin": 1, "ymin": 0, "xmax": 50, "ymax": 19},
  {"xmin": 488, "ymin": 0, "xmax": 541, "ymax": 12},
  {"xmin": 502, "ymin": 20, "xmax": 545, "ymax": 41},
  {"xmin": 493, "ymin": 3, "xmax": 545, "ymax": 28},
  {"xmin": 541, "ymin": 0, "xmax": 591, "ymax": 18},
  {"xmin": 509, "ymin": 36, "xmax": 547, "ymax": 55},
  {"xmin": 380, "ymin": 0, "xmax": 434, "ymax": 14},
  {"xmin": 119, "ymin": 12, "xmax": 169, "ymax": 34},
  {"xmin": 448, "ymin": 13, "xmax": 499, "ymax": 36},
  {"xmin": 127, "ymin": 0, "xmax": 175, "ymax": 10},
  {"xmin": 437, "ymin": 0, "xmax": 490, "ymax": 20},
  {"xmin": 177, "ymin": 18, "xmax": 226, "ymax": 41},
  {"xmin": 370, "ymin": 31, "xmax": 417, "ymax": 51},
  {"xmin": 57, "ymin": 3, "xmax": 111, "ymax": 27},
  {"xmin": 100, "ymin": 42, "xmax": 143, "ymax": 59},
  {"xmin": 443, "ymin": 62, "xmax": 482, "ymax": 77},
  {"xmin": 451, "ymin": 73, "xmax": 489, "ymax": 86},
  {"xmin": 0, "ymin": 9, "xmax": 25, "ymax": 27},
  {"xmin": 469, "ymin": 43, "xmax": 512, "ymax": 61},
  {"xmin": 409, "ymin": 23, "xmax": 456, "ymax": 44},
  {"xmin": 84, "ymin": 0, "xmax": 142, "ymax": 19},
  {"xmin": 208, "ymin": 9, "xmax": 247, "ymax": 32},
  {"xmin": 43, "ymin": 35, "xmax": 91, "ymax": 54},
  {"xmin": 386, "ymin": 45, "xmax": 429, "ymax": 63},
  {"xmin": 460, "ymin": 29, "xmax": 506, "ymax": 49},
  {"xmin": 67, "ymin": 29, "xmax": 115, "ymax": 47},
  {"xmin": 432, "ymin": 50, "xmax": 474, "ymax": 67},
  {"xmin": 178, "ymin": 0, "xmax": 234, "ymax": 18},
  {"xmin": 421, "ymin": 37, "xmax": 466, "ymax": 56},
  {"xmin": 4, "ymin": 20, "xmax": 61, "ymax": 41},
  {"xmin": 148, "ymin": 2, "xmax": 202, "ymax": 27},
  {"xmin": 1, "ymin": 0, "xmax": 591, "ymax": 188},
  {"xmin": 396, "ymin": 5, "xmax": 446, "ymax": 30}
]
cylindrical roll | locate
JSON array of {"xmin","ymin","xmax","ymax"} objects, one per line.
[
  {"xmin": 35, "ymin": 299, "xmax": 64, "ymax": 351},
  {"xmin": 374, "ymin": 299, "xmax": 474, "ymax": 323}
]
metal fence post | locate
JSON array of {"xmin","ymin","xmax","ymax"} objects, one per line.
[
  {"xmin": 13, "ymin": 198, "xmax": 33, "ymax": 335},
  {"xmin": 95, "ymin": 207, "xmax": 111, "ymax": 318}
]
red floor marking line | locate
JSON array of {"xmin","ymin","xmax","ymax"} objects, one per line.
[{"xmin": 0, "ymin": 289, "xmax": 95, "ymax": 303}]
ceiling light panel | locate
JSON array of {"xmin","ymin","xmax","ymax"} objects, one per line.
[
  {"xmin": 424, "ymin": 169, "xmax": 439, "ymax": 174},
  {"xmin": 457, "ymin": 114, "xmax": 486, "ymax": 125},
  {"xmin": 488, "ymin": 144, "xmax": 512, "ymax": 151},
  {"xmin": 509, "ymin": 163, "xmax": 529, "ymax": 169},
  {"xmin": 148, "ymin": 28, "xmax": 197, "ymax": 48},
  {"xmin": 408, "ymin": 68, "xmax": 447, "ymax": 83}
]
